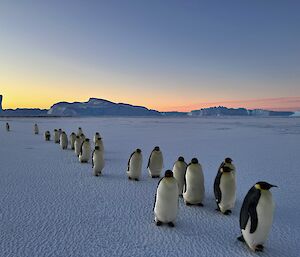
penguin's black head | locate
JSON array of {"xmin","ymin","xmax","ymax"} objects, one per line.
[
  {"xmin": 191, "ymin": 158, "xmax": 198, "ymax": 164},
  {"xmin": 76, "ymin": 136, "xmax": 79, "ymax": 139},
  {"xmin": 95, "ymin": 132, "xmax": 99, "ymax": 135},
  {"xmin": 59, "ymin": 128, "xmax": 62, "ymax": 131},
  {"xmin": 178, "ymin": 156, "xmax": 185, "ymax": 162},
  {"xmin": 154, "ymin": 146, "xmax": 160, "ymax": 151},
  {"xmin": 72, "ymin": 132, "xmax": 76, "ymax": 135},
  {"xmin": 95, "ymin": 146, "xmax": 100, "ymax": 150},
  {"xmin": 85, "ymin": 138, "xmax": 90, "ymax": 142},
  {"xmin": 255, "ymin": 181, "xmax": 277, "ymax": 190},
  {"xmin": 136, "ymin": 148, "xmax": 142, "ymax": 153},
  {"xmin": 225, "ymin": 157, "xmax": 232, "ymax": 164},
  {"xmin": 79, "ymin": 127, "xmax": 82, "ymax": 129},
  {"xmin": 222, "ymin": 166, "xmax": 232, "ymax": 173},
  {"xmin": 54, "ymin": 129, "xmax": 57, "ymax": 131},
  {"xmin": 164, "ymin": 170, "xmax": 173, "ymax": 178}
]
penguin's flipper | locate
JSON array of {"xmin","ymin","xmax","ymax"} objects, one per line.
[
  {"xmin": 127, "ymin": 151, "xmax": 135, "ymax": 171},
  {"xmin": 153, "ymin": 177, "xmax": 164, "ymax": 210},
  {"xmin": 240, "ymin": 187, "xmax": 260, "ymax": 230},
  {"xmin": 92, "ymin": 150, "xmax": 95, "ymax": 168},
  {"xmin": 147, "ymin": 150, "xmax": 154, "ymax": 168},
  {"xmin": 214, "ymin": 171, "xmax": 222, "ymax": 204}
]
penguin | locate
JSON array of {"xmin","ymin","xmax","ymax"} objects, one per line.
[
  {"xmin": 74, "ymin": 136, "xmax": 81, "ymax": 156},
  {"xmin": 80, "ymin": 133, "xmax": 86, "ymax": 142},
  {"xmin": 69, "ymin": 132, "xmax": 76, "ymax": 150},
  {"xmin": 79, "ymin": 138, "xmax": 91, "ymax": 163},
  {"xmin": 93, "ymin": 132, "xmax": 101, "ymax": 144},
  {"xmin": 34, "ymin": 124, "xmax": 39, "ymax": 135},
  {"xmin": 53, "ymin": 129, "xmax": 60, "ymax": 143},
  {"xmin": 44, "ymin": 131, "xmax": 51, "ymax": 141},
  {"xmin": 127, "ymin": 149, "xmax": 143, "ymax": 181},
  {"xmin": 183, "ymin": 158, "xmax": 205, "ymax": 206},
  {"xmin": 214, "ymin": 157, "xmax": 236, "ymax": 215},
  {"xmin": 154, "ymin": 170, "xmax": 179, "ymax": 227},
  {"xmin": 60, "ymin": 131, "xmax": 68, "ymax": 149},
  {"xmin": 237, "ymin": 181, "xmax": 277, "ymax": 252},
  {"xmin": 172, "ymin": 156, "xmax": 188, "ymax": 196},
  {"xmin": 94, "ymin": 137, "xmax": 104, "ymax": 151},
  {"xmin": 92, "ymin": 146, "xmax": 105, "ymax": 176},
  {"xmin": 77, "ymin": 127, "xmax": 83, "ymax": 137},
  {"xmin": 147, "ymin": 146, "xmax": 163, "ymax": 178},
  {"xmin": 6, "ymin": 122, "xmax": 10, "ymax": 132}
]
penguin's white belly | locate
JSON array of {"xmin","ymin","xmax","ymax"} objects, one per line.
[
  {"xmin": 60, "ymin": 136, "xmax": 68, "ymax": 149},
  {"xmin": 242, "ymin": 192, "xmax": 274, "ymax": 251},
  {"xmin": 70, "ymin": 136, "xmax": 76, "ymax": 149},
  {"xmin": 183, "ymin": 172, "xmax": 205, "ymax": 204},
  {"xmin": 173, "ymin": 164, "xmax": 186, "ymax": 195},
  {"xmin": 219, "ymin": 173, "xmax": 236, "ymax": 212},
  {"xmin": 148, "ymin": 155, "xmax": 163, "ymax": 176},
  {"xmin": 79, "ymin": 146, "xmax": 91, "ymax": 162},
  {"xmin": 127, "ymin": 155, "xmax": 142, "ymax": 179},
  {"xmin": 154, "ymin": 180, "xmax": 178, "ymax": 223},
  {"xmin": 74, "ymin": 141, "xmax": 81, "ymax": 156},
  {"xmin": 93, "ymin": 154, "xmax": 104, "ymax": 174}
]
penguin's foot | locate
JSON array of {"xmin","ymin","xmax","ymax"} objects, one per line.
[
  {"xmin": 237, "ymin": 235, "xmax": 245, "ymax": 242},
  {"xmin": 155, "ymin": 220, "xmax": 162, "ymax": 226},
  {"xmin": 223, "ymin": 210, "xmax": 232, "ymax": 215},
  {"xmin": 215, "ymin": 208, "xmax": 220, "ymax": 212},
  {"xmin": 255, "ymin": 245, "xmax": 264, "ymax": 252},
  {"xmin": 197, "ymin": 203, "xmax": 204, "ymax": 207},
  {"xmin": 167, "ymin": 222, "xmax": 175, "ymax": 227},
  {"xmin": 179, "ymin": 194, "xmax": 183, "ymax": 198},
  {"xmin": 151, "ymin": 175, "xmax": 160, "ymax": 178},
  {"xmin": 134, "ymin": 178, "xmax": 139, "ymax": 181},
  {"xmin": 128, "ymin": 176, "xmax": 132, "ymax": 180},
  {"xmin": 185, "ymin": 202, "xmax": 192, "ymax": 206}
]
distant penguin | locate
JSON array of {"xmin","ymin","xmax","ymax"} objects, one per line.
[
  {"xmin": 69, "ymin": 132, "xmax": 76, "ymax": 150},
  {"xmin": 74, "ymin": 136, "xmax": 81, "ymax": 156},
  {"xmin": 77, "ymin": 127, "xmax": 83, "ymax": 137},
  {"xmin": 172, "ymin": 156, "xmax": 188, "ymax": 196},
  {"xmin": 44, "ymin": 131, "xmax": 51, "ymax": 141},
  {"xmin": 53, "ymin": 129, "xmax": 60, "ymax": 143},
  {"xmin": 80, "ymin": 133, "xmax": 86, "ymax": 142},
  {"xmin": 60, "ymin": 131, "xmax": 68, "ymax": 149},
  {"xmin": 92, "ymin": 146, "xmax": 105, "ymax": 176},
  {"xmin": 183, "ymin": 158, "xmax": 205, "ymax": 206},
  {"xmin": 94, "ymin": 137, "xmax": 104, "ymax": 151},
  {"xmin": 154, "ymin": 170, "xmax": 179, "ymax": 227},
  {"xmin": 93, "ymin": 132, "xmax": 101, "ymax": 144},
  {"xmin": 127, "ymin": 149, "xmax": 143, "ymax": 181},
  {"xmin": 34, "ymin": 124, "xmax": 39, "ymax": 134},
  {"xmin": 214, "ymin": 157, "xmax": 236, "ymax": 215},
  {"xmin": 238, "ymin": 182, "xmax": 277, "ymax": 252},
  {"xmin": 79, "ymin": 138, "xmax": 91, "ymax": 163},
  {"xmin": 147, "ymin": 146, "xmax": 163, "ymax": 178},
  {"xmin": 6, "ymin": 122, "xmax": 10, "ymax": 132}
]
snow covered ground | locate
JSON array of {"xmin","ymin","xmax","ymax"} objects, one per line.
[{"xmin": 0, "ymin": 117, "xmax": 299, "ymax": 257}]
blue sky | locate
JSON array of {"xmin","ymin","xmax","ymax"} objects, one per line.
[{"xmin": 1, "ymin": 0, "xmax": 299, "ymax": 111}]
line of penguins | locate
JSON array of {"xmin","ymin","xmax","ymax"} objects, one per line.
[{"xmin": 5, "ymin": 121, "xmax": 277, "ymax": 252}]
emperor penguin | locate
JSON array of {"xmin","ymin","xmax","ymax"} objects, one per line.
[
  {"xmin": 79, "ymin": 138, "xmax": 91, "ymax": 163},
  {"xmin": 214, "ymin": 157, "xmax": 236, "ymax": 215},
  {"xmin": 154, "ymin": 170, "xmax": 179, "ymax": 227},
  {"xmin": 93, "ymin": 132, "xmax": 101, "ymax": 144},
  {"xmin": 77, "ymin": 127, "xmax": 83, "ymax": 137},
  {"xmin": 34, "ymin": 124, "xmax": 39, "ymax": 134},
  {"xmin": 172, "ymin": 156, "xmax": 188, "ymax": 196},
  {"xmin": 94, "ymin": 137, "xmax": 104, "ymax": 151},
  {"xmin": 92, "ymin": 146, "xmax": 105, "ymax": 176},
  {"xmin": 147, "ymin": 146, "xmax": 163, "ymax": 178},
  {"xmin": 53, "ymin": 129, "xmax": 60, "ymax": 143},
  {"xmin": 74, "ymin": 136, "xmax": 81, "ymax": 156},
  {"xmin": 183, "ymin": 158, "xmax": 205, "ymax": 206},
  {"xmin": 6, "ymin": 122, "xmax": 10, "ymax": 132},
  {"xmin": 60, "ymin": 131, "xmax": 68, "ymax": 149},
  {"xmin": 44, "ymin": 131, "xmax": 51, "ymax": 141},
  {"xmin": 127, "ymin": 149, "xmax": 143, "ymax": 181},
  {"xmin": 238, "ymin": 181, "xmax": 277, "ymax": 252},
  {"xmin": 69, "ymin": 132, "xmax": 76, "ymax": 150}
]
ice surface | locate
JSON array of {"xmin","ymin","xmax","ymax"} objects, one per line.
[{"xmin": 0, "ymin": 117, "xmax": 299, "ymax": 257}]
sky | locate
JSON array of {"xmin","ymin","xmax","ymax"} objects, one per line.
[{"xmin": 0, "ymin": 0, "xmax": 300, "ymax": 111}]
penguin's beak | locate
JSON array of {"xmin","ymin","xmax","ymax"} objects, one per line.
[{"xmin": 271, "ymin": 185, "xmax": 278, "ymax": 188}]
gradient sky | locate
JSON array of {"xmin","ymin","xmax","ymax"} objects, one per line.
[{"xmin": 1, "ymin": 0, "xmax": 300, "ymax": 111}]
